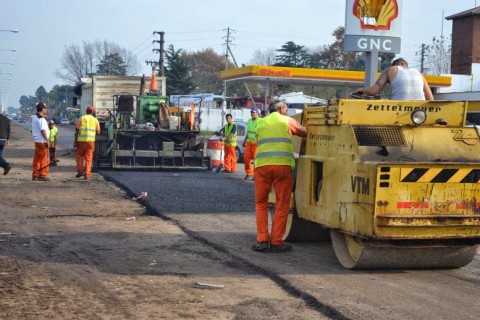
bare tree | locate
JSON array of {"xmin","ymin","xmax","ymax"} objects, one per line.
[
  {"xmin": 415, "ymin": 35, "xmax": 451, "ymax": 75},
  {"xmin": 55, "ymin": 39, "xmax": 141, "ymax": 83},
  {"xmin": 249, "ymin": 48, "xmax": 276, "ymax": 66}
]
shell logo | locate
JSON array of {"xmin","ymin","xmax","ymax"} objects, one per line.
[{"xmin": 353, "ymin": 0, "xmax": 399, "ymax": 30}]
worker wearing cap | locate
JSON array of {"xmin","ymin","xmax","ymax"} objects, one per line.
[
  {"xmin": 252, "ymin": 101, "xmax": 306, "ymax": 253},
  {"xmin": 75, "ymin": 105, "xmax": 100, "ymax": 179},
  {"xmin": 31, "ymin": 103, "xmax": 50, "ymax": 181},
  {"xmin": 220, "ymin": 113, "xmax": 237, "ymax": 173},
  {"xmin": 48, "ymin": 120, "xmax": 58, "ymax": 166},
  {"xmin": 243, "ymin": 107, "xmax": 259, "ymax": 180}
]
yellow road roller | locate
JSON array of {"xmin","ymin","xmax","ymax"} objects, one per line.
[{"xmin": 284, "ymin": 99, "xmax": 480, "ymax": 269}]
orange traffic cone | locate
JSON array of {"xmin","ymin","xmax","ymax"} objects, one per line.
[{"xmin": 150, "ymin": 70, "xmax": 158, "ymax": 91}]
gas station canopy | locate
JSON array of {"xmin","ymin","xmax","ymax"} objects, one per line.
[{"xmin": 221, "ymin": 65, "xmax": 451, "ymax": 89}]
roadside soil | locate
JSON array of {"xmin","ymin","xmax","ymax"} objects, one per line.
[{"xmin": 0, "ymin": 124, "xmax": 323, "ymax": 319}]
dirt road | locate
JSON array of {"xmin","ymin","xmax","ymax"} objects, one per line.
[{"xmin": 0, "ymin": 124, "xmax": 326, "ymax": 319}]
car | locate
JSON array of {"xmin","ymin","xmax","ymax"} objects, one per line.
[
  {"xmin": 60, "ymin": 118, "xmax": 69, "ymax": 126},
  {"xmin": 18, "ymin": 119, "xmax": 26, "ymax": 123},
  {"xmin": 69, "ymin": 119, "xmax": 77, "ymax": 126}
]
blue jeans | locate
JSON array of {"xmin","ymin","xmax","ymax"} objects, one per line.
[{"xmin": 0, "ymin": 139, "xmax": 9, "ymax": 169}]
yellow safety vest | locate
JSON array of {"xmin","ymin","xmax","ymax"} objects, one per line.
[
  {"xmin": 254, "ymin": 112, "xmax": 294, "ymax": 168},
  {"xmin": 49, "ymin": 126, "xmax": 58, "ymax": 143},
  {"xmin": 246, "ymin": 118, "xmax": 258, "ymax": 143},
  {"xmin": 77, "ymin": 114, "xmax": 98, "ymax": 142},
  {"xmin": 224, "ymin": 122, "xmax": 237, "ymax": 147}
]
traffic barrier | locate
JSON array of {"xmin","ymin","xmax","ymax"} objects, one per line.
[{"xmin": 207, "ymin": 139, "xmax": 224, "ymax": 168}]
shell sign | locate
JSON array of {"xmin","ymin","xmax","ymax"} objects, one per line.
[
  {"xmin": 353, "ymin": 0, "xmax": 399, "ymax": 31},
  {"xmin": 344, "ymin": 0, "xmax": 402, "ymax": 53}
]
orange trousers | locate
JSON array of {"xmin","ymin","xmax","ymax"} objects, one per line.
[
  {"xmin": 76, "ymin": 141, "xmax": 95, "ymax": 178},
  {"xmin": 243, "ymin": 142, "xmax": 257, "ymax": 176},
  {"xmin": 254, "ymin": 165, "xmax": 292, "ymax": 246},
  {"xmin": 223, "ymin": 145, "xmax": 237, "ymax": 172},
  {"xmin": 32, "ymin": 142, "xmax": 50, "ymax": 178}
]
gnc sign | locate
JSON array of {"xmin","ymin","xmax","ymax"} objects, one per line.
[{"xmin": 344, "ymin": 0, "xmax": 402, "ymax": 53}]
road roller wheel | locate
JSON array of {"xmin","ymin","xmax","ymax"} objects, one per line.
[
  {"xmin": 330, "ymin": 230, "xmax": 479, "ymax": 270},
  {"xmin": 283, "ymin": 212, "xmax": 330, "ymax": 242}
]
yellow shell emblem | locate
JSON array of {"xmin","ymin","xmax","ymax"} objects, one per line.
[{"xmin": 353, "ymin": 0, "xmax": 398, "ymax": 30}]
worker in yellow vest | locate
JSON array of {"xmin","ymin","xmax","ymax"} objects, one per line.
[
  {"xmin": 243, "ymin": 107, "xmax": 259, "ymax": 180},
  {"xmin": 252, "ymin": 101, "xmax": 306, "ymax": 253},
  {"xmin": 220, "ymin": 113, "xmax": 237, "ymax": 173},
  {"xmin": 48, "ymin": 120, "xmax": 58, "ymax": 166},
  {"xmin": 75, "ymin": 105, "xmax": 100, "ymax": 179}
]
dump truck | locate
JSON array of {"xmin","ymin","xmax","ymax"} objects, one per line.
[
  {"xmin": 83, "ymin": 73, "xmax": 205, "ymax": 169},
  {"xmin": 281, "ymin": 98, "xmax": 480, "ymax": 269}
]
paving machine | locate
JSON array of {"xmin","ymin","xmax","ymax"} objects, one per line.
[
  {"xmin": 282, "ymin": 98, "xmax": 480, "ymax": 269},
  {"xmin": 95, "ymin": 74, "xmax": 205, "ymax": 169}
]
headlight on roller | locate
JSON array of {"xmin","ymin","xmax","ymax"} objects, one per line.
[{"xmin": 411, "ymin": 110, "xmax": 427, "ymax": 125}]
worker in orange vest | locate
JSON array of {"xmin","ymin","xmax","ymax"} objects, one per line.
[{"xmin": 75, "ymin": 105, "xmax": 100, "ymax": 179}]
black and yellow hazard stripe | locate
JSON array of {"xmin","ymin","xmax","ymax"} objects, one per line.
[{"xmin": 400, "ymin": 168, "xmax": 480, "ymax": 183}]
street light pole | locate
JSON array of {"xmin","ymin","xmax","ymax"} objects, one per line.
[{"xmin": 0, "ymin": 29, "xmax": 19, "ymax": 33}]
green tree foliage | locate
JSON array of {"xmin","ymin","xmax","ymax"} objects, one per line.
[
  {"xmin": 182, "ymin": 48, "xmax": 231, "ymax": 94},
  {"xmin": 19, "ymin": 95, "xmax": 31, "ymax": 112},
  {"xmin": 164, "ymin": 45, "xmax": 194, "ymax": 95},
  {"xmin": 274, "ymin": 41, "xmax": 310, "ymax": 67},
  {"xmin": 96, "ymin": 52, "xmax": 128, "ymax": 75},
  {"xmin": 35, "ymin": 86, "xmax": 47, "ymax": 103}
]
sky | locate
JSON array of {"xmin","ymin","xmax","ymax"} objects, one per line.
[{"xmin": 0, "ymin": 0, "xmax": 478, "ymax": 110}]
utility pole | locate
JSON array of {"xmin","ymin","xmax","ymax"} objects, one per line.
[
  {"xmin": 222, "ymin": 27, "xmax": 235, "ymax": 114},
  {"xmin": 151, "ymin": 31, "xmax": 165, "ymax": 76}
]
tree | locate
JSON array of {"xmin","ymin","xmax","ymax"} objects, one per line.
[
  {"xmin": 182, "ymin": 48, "xmax": 232, "ymax": 94},
  {"xmin": 35, "ymin": 86, "xmax": 47, "ymax": 103},
  {"xmin": 415, "ymin": 35, "xmax": 451, "ymax": 75},
  {"xmin": 164, "ymin": 45, "xmax": 194, "ymax": 95},
  {"xmin": 56, "ymin": 39, "xmax": 140, "ymax": 83},
  {"xmin": 309, "ymin": 26, "xmax": 356, "ymax": 70},
  {"xmin": 96, "ymin": 52, "xmax": 127, "ymax": 75},
  {"xmin": 275, "ymin": 41, "xmax": 310, "ymax": 67},
  {"xmin": 249, "ymin": 48, "xmax": 276, "ymax": 66}
]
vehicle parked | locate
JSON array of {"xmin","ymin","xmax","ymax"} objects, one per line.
[{"xmin": 60, "ymin": 118, "xmax": 69, "ymax": 126}]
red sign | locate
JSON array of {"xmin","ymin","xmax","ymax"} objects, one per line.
[{"xmin": 259, "ymin": 68, "xmax": 291, "ymax": 77}]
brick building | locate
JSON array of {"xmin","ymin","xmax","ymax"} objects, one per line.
[{"xmin": 446, "ymin": 7, "xmax": 480, "ymax": 75}]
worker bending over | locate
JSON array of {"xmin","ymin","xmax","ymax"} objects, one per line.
[{"xmin": 357, "ymin": 58, "xmax": 434, "ymax": 100}]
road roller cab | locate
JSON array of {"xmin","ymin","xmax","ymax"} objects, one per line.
[{"xmin": 286, "ymin": 99, "xmax": 480, "ymax": 269}]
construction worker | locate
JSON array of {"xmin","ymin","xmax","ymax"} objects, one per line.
[
  {"xmin": 252, "ymin": 100, "xmax": 307, "ymax": 253},
  {"xmin": 243, "ymin": 107, "xmax": 259, "ymax": 180},
  {"xmin": 31, "ymin": 103, "xmax": 50, "ymax": 181},
  {"xmin": 260, "ymin": 109, "xmax": 269, "ymax": 118},
  {"xmin": 220, "ymin": 113, "xmax": 237, "ymax": 173},
  {"xmin": 0, "ymin": 113, "xmax": 11, "ymax": 175},
  {"xmin": 48, "ymin": 120, "xmax": 58, "ymax": 166},
  {"xmin": 75, "ymin": 105, "xmax": 100, "ymax": 179},
  {"xmin": 357, "ymin": 58, "xmax": 434, "ymax": 100}
]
